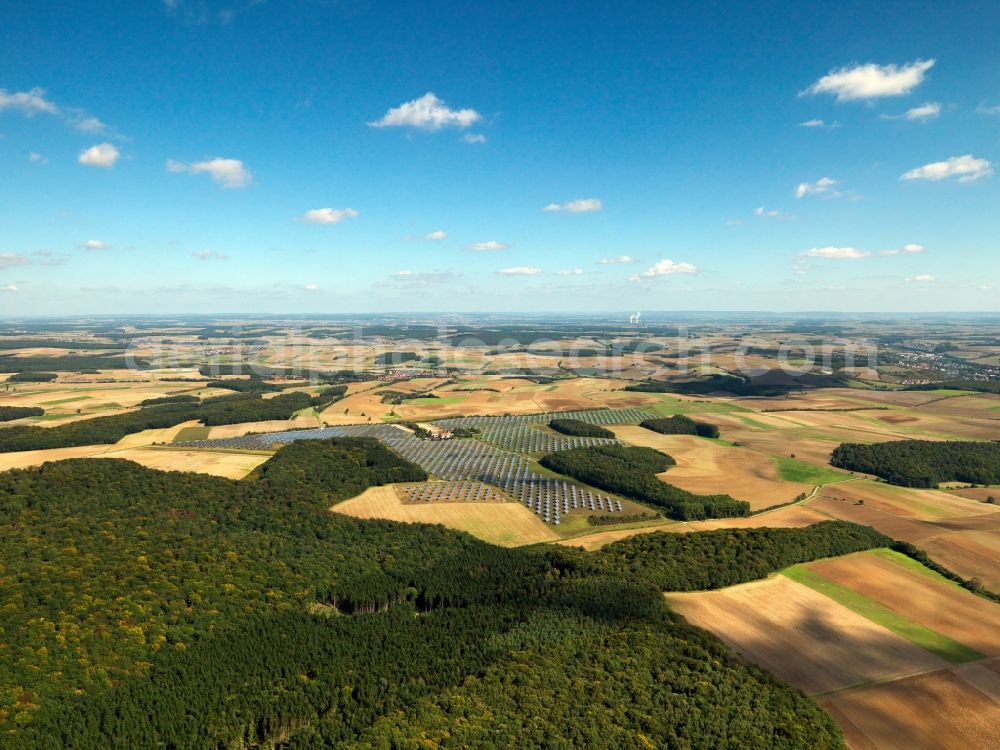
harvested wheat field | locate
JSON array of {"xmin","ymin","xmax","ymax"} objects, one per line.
[
  {"xmin": 819, "ymin": 661, "xmax": 1000, "ymax": 750},
  {"xmin": 332, "ymin": 484, "xmax": 560, "ymax": 546},
  {"xmin": 0, "ymin": 444, "xmax": 116, "ymax": 472},
  {"xmin": 666, "ymin": 576, "xmax": 947, "ymax": 695},
  {"xmin": 922, "ymin": 530, "xmax": 1000, "ymax": 592},
  {"xmin": 820, "ymin": 480, "xmax": 997, "ymax": 521},
  {"xmin": 115, "ymin": 420, "xmax": 203, "ymax": 448},
  {"xmin": 612, "ymin": 426, "xmax": 812, "ymax": 509},
  {"xmin": 205, "ymin": 415, "xmax": 321, "ymax": 439},
  {"xmin": 94, "ymin": 447, "xmax": 272, "ymax": 479},
  {"xmin": 805, "ymin": 550, "xmax": 1000, "ymax": 657}
]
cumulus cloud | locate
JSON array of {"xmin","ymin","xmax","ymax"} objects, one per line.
[
  {"xmin": 0, "ymin": 252, "xmax": 31, "ymax": 269},
  {"xmin": 0, "ymin": 284, "xmax": 17, "ymax": 293},
  {"xmin": 597, "ymin": 255, "xmax": 633, "ymax": 264},
  {"xmin": 80, "ymin": 239, "xmax": 111, "ymax": 251},
  {"xmin": 883, "ymin": 102, "xmax": 941, "ymax": 121},
  {"xmin": 976, "ymin": 102, "xmax": 1000, "ymax": 115},
  {"xmin": 424, "ymin": 230, "xmax": 447, "ymax": 241},
  {"xmin": 543, "ymin": 197, "xmax": 603, "ymax": 213},
  {"xmin": 468, "ymin": 240, "xmax": 510, "ymax": 252},
  {"xmin": 300, "ymin": 207, "xmax": 359, "ymax": 224},
  {"xmin": 0, "ymin": 87, "xmax": 58, "ymax": 115},
  {"xmin": 497, "ymin": 266, "xmax": 542, "ymax": 276},
  {"xmin": 78, "ymin": 142, "xmax": 120, "ymax": 168},
  {"xmin": 28, "ymin": 152, "xmax": 47, "ymax": 164},
  {"xmin": 794, "ymin": 177, "xmax": 839, "ymax": 199},
  {"xmin": 463, "ymin": 133, "xmax": 486, "ymax": 143},
  {"xmin": 629, "ymin": 259, "xmax": 697, "ymax": 281},
  {"xmin": 369, "ymin": 92, "xmax": 481, "ymax": 130},
  {"xmin": 754, "ymin": 206, "xmax": 787, "ymax": 218},
  {"xmin": 881, "ymin": 243, "xmax": 925, "ymax": 256},
  {"xmin": 908, "ymin": 274, "xmax": 935, "ymax": 282},
  {"xmin": 166, "ymin": 157, "xmax": 253, "ymax": 188},
  {"xmin": 558, "ymin": 268, "xmax": 584, "ymax": 275},
  {"xmin": 192, "ymin": 250, "xmax": 230, "ymax": 261},
  {"xmin": 802, "ymin": 59, "xmax": 934, "ymax": 101},
  {"xmin": 304, "ymin": 283, "xmax": 320, "ymax": 291},
  {"xmin": 900, "ymin": 155, "xmax": 993, "ymax": 183},
  {"xmin": 800, "ymin": 246, "xmax": 869, "ymax": 259}
]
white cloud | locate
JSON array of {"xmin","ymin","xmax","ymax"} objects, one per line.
[
  {"xmin": 630, "ymin": 259, "xmax": 697, "ymax": 281},
  {"xmin": 908, "ymin": 274, "xmax": 935, "ymax": 282},
  {"xmin": 558, "ymin": 268, "xmax": 584, "ymax": 275},
  {"xmin": 597, "ymin": 255, "xmax": 633, "ymax": 264},
  {"xmin": 543, "ymin": 197, "xmax": 603, "ymax": 213},
  {"xmin": 901, "ymin": 155, "xmax": 993, "ymax": 183},
  {"xmin": 803, "ymin": 59, "xmax": 934, "ymax": 101},
  {"xmin": 463, "ymin": 133, "xmax": 486, "ymax": 143},
  {"xmin": 497, "ymin": 266, "xmax": 542, "ymax": 276},
  {"xmin": 81, "ymin": 239, "xmax": 111, "ymax": 251},
  {"xmin": 78, "ymin": 142, "xmax": 120, "ymax": 168},
  {"xmin": 166, "ymin": 157, "xmax": 253, "ymax": 188},
  {"xmin": 754, "ymin": 206, "xmax": 787, "ymax": 218},
  {"xmin": 976, "ymin": 102, "xmax": 1000, "ymax": 115},
  {"xmin": 369, "ymin": 92, "xmax": 481, "ymax": 130},
  {"xmin": 389, "ymin": 270, "xmax": 459, "ymax": 287},
  {"xmin": 28, "ymin": 152, "xmax": 47, "ymax": 164},
  {"xmin": 304, "ymin": 283, "xmax": 320, "ymax": 291},
  {"xmin": 468, "ymin": 240, "xmax": 510, "ymax": 251},
  {"xmin": 0, "ymin": 284, "xmax": 17, "ymax": 293},
  {"xmin": 900, "ymin": 102, "xmax": 941, "ymax": 121},
  {"xmin": 0, "ymin": 87, "xmax": 58, "ymax": 115},
  {"xmin": 300, "ymin": 207, "xmax": 359, "ymax": 224},
  {"xmin": 800, "ymin": 246, "xmax": 869, "ymax": 259},
  {"xmin": 0, "ymin": 252, "xmax": 31, "ymax": 268},
  {"xmin": 424, "ymin": 230, "xmax": 447, "ymax": 241},
  {"xmin": 794, "ymin": 177, "xmax": 838, "ymax": 199},
  {"xmin": 881, "ymin": 244, "xmax": 925, "ymax": 256},
  {"xmin": 192, "ymin": 250, "xmax": 230, "ymax": 261},
  {"xmin": 74, "ymin": 116, "xmax": 107, "ymax": 132},
  {"xmin": 800, "ymin": 119, "xmax": 825, "ymax": 127}
]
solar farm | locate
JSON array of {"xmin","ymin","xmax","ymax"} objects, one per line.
[{"xmin": 174, "ymin": 408, "xmax": 655, "ymax": 525}]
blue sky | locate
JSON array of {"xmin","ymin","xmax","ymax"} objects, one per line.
[{"xmin": 1, "ymin": 0, "xmax": 998, "ymax": 315}]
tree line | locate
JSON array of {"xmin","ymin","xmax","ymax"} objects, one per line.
[
  {"xmin": 640, "ymin": 414, "xmax": 720, "ymax": 438},
  {"xmin": 0, "ymin": 406, "xmax": 44, "ymax": 421},
  {"xmin": 831, "ymin": 439, "xmax": 1000, "ymax": 487},
  {"xmin": 548, "ymin": 417, "xmax": 615, "ymax": 438}
]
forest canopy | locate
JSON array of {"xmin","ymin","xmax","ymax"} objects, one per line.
[
  {"xmin": 640, "ymin": 414, "xmax": 720, "ymax": 438},
  {"xmin": 830, "ymin": 439, "xmax": 1000, "ymax": 487},
  {"xmin": 547, "ymin": 417, "xmax": 615, "ymax": 438}
]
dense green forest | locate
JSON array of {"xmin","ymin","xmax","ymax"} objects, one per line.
[
  {"xmin": 7, "ymin": 372, "xmax": 58, "ymax": 383},
  {"xmin": 541, "ymin": 444, "xmax": 750, "ymax": 520},
  {"xmin": 641, "ymin": 414, "xmax": 720, "ymax": 438},
  {"xmin": 831, "ymin": 439, "xmax": 1000, "ymax": 487},
  {"xmin": 548, "ymin": 417, "xmax": 615, "ymax": 438},
  {"xmin": 0, "ymin": 406, "xmax": 44, "ymax": 421},
  {"xmin": 0, "ymin": 355, "xmax": 148, "ymax": 371},
  {"xmin": 0, "ymin": 392, "xmax": 324, "ymax": 452},
  {"xmin": 373, "ymin": 351, "xmax": 420, "ymax": 365},
  {"xmin": 0, "ymin": 440, "xmax": 882, "ymax": 747},
  {"xmin": 625, "ymin": 375, "xmax": 796, "ymax": 397}
]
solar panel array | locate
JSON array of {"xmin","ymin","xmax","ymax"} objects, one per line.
[
  {"xmin": 174, "ymin": 409, "xmax": 649, "ymax": 524},
  {"xmin": 436, "ymin": 408, "xmax": 656, "ymax": 453}
]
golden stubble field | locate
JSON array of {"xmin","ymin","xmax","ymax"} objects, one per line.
[
  {"xmin": 611, "ymin": 426, "xmax": 813, "ymax": 510},
  {"xmin": 331, "ymin": 484, "xmax": 560, "ymax": 547}
]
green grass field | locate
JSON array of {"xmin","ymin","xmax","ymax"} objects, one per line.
[
  {"xmin": 409, "ymin": 394, "xmax": 468, "ymax": 405},
  {"xmin": 783, "ymin": 564, "xmax": 984, "ymax": 664},
  {"xmin": 174, "ymin": 424, "xmax": 211, "ymax": 441},
  {"xmin": 40, "ymin": 395, "xmax": 93, "ymax": 405},
  {"xmin": 774, "ymin": 456, "xmax": 848, "ymax": 485}
]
